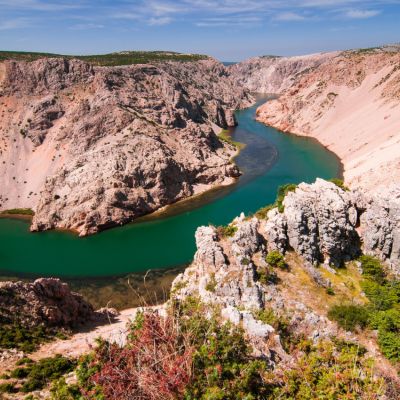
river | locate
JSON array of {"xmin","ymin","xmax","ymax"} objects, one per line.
[{"xmin": 0, "ymin": 96, "xmax": 341, "ymax": 283}]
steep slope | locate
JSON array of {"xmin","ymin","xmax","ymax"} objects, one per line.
[
  {"xmin": 0, "ymin": 57, "xmax": 252, "ymax": 236},
  {"xmin": 229, "ymin": 52, "xmax": 338, "ymax": 93},
  {"xmin": 1, "ymin": 179, "xmax": 399, "ymax": 398},
  {"xmin": 249, "ymin": 47, "xmax": 400, "ymax": 190}
]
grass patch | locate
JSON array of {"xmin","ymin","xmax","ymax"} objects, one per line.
[
  {"xmin": 328, "ymin": 304, "xmax": 370, "ymax": 331},
  {"xmin": 328, "ymin": 255, "xmax": 400, "ymax": 362},
  {"xmin": 329, "ymin": 178, "xmax": 349, "ymax": 191},
  {"xmin": 1, "ymin": 208, "xmax": 34, "ymax": 216},
  {"xmin": 0, "ymin": 324, "xmax": 67, "ymax": 353},
  {"xmin": 218, "ymin": 129, "xmax": 244, "ymax": 150},
  {"xmin": 276, "ymin": 184, "xmax": 297, "ymax": 213}
]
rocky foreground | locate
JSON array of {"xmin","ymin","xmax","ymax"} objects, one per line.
[
  {"xmin": 1, "ymin": 179, "xmax": 399, "ymax": 399},
  {"xmin": 0, "ymin": 56, "xmax": 252, "ymax": 235},
  {"xmin": 230, "ymin": 45, "xmax": 400, "ymax": 191}
]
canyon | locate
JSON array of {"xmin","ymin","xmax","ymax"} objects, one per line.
[
  {"xmin": 231, "ymin": 45, "xmax": 400, "ymax": 191},
  {"xmin": 0, "ymin": 56, "xmax": 251, "ymax": 236}
]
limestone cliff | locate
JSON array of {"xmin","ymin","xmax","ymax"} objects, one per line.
[
  {"xmin": 0, "ymin": 57, "xmax": 252, "ymax": 235},
  {"xmin": 238, "ymin": 47, "xmax": 400, "ymax": 191},
  {"xmin": 171, "ymin": 179, "xmax": 400, "ymax": 386},
  {"xmin": 229, "ymin": 52, "xmax": 337, "ymax": 93}
]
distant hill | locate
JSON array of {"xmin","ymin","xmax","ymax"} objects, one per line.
[{"xmin": 0, "ymin": 50, "xmax": 208, "ymax": 66}]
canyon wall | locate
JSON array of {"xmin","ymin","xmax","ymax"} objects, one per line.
[
  {"xmin": 232, "ymin": 47, "xmax": 400, "ymax": 191},
  {"xmin": 0, "ymin": 57, "xmax": 252, "ymax": 235}
]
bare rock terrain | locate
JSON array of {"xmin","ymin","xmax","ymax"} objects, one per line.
[
  {"xmin": 243, "ymin": 47, "xmax": 400, "ymax": 191},
  {"xmin": 0, "ymin": 278, "xmax": 93, "ymax": 327},
  {"xmin": 229, "ymin": 52, "xmax": 338, "ymax": 93},
  {"xmin": 0, "ymin": 57, "xmax": 252, "ymax": 235}
]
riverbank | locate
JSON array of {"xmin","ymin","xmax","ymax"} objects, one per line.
[
  {"xmin": 254, "ymin": 50, "xmax": 400, "ymax": 191},
  {"xmin": 0, "ymin": 98, "xmax": 340, "ymax": 282}
]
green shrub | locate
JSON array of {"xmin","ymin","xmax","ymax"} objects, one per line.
[
  {"xmin": 327, "ymin": 304, "xmax": 370, "ymax": 331},
  {"xmin": 50, "ymin": 377, "xmax": 82, "ymax": 400},
  {"xmin": 276, "ymin": 184, "xmax": 297, "ymax": 213},
  {"xmin": 256, "ymin": 266, "xmax": 279, "ymax": 285},
  {"xmin": 16, "ymin": 357, "xmax": 34, "ymax": 366},
  {"xmin": 0, "ymin": 324, "xmax": 57, "ymax": 353},
  {"xmin": 329, "ymin": 178, "xmax": 349, "ymax": 191},
  {"xmin": 266, "ymin": 250, "xmax": 286, "ymax": 270},
  {"xmin": 361, "ymin": 280, "xmax": 398, "ymax": 310},
  {"xmin": 359, "ymin": 255, "xmax": 386, "ymax": 284},
  {"xmin": 13, "ymin": 355, "xmax": 76, "ymax": 393},
  {"xmin": 254, "ymin": 205, "xmax": 274, "ymax": 220},
  {"xmin": 205, "ymin": 273, "xmax": 217, "ymax": 292},
  {"xmin": 271, "ymin": 340, "xmax": 384, "ymax": 398},
  {"xmin": 10, "ymin": 367, "xmax": 30, "ymax": 379},
  {"xmin": 216, "ymin": 224, "xmax": 237, "ymax": 238},
  {"xmin": 326, "ymin": 287, "xmax": 335, "ymax": 296},
  {"xmin": 0, "ymin": 382, "xmax": 15, "ymax": 393},
  {"xmin": 378, "ymin": 330, "xmax": 400, "ymax": 361}
]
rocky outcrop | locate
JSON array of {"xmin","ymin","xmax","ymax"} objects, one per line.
[
  {"xmin": 260, "ymin": 179, "xmax": 399, "ymax": 271},
  {"xmin": 171, "ymin": 177, "xmax": 399, "ymax": 367},
  {"xmin": 251, "ymin": 48, "xmax": 400, "ymax": 191},
  {"xmin": 358, "ymin": 186, "xmax": 400, "ymax": 274},
  {"xmin": 0, "ymin": 278, "xmax": 94, "ymax": 327},
  {"xmin": 282, "ymin": 179, "xmax": 359, "ymax": 267},
  {"xmin": 0, "ymin": 57, "xmax": 252, "ymax": 236}
]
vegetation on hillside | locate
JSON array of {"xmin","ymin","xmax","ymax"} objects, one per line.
[
  {"xmin": 0, "ymin": 208, "xmax": 34, "ymax": 216},
  {"xmin": 45, "ymin": 298, "xmax": 384, "ymax": 399},
  {"xmin": 0, "ymin": 50, "xmax": 208, "ymax": 66},
  {"xmin": 1, "ymin": 355, "xmax": 75, "ymax": 394},
  {"xmin": 328, "ymin": 255, "xmax": 400, "ymax": 362},
  {"xmin": 0, "ymin": 324, "xmax": 66, "ymax": 353}
]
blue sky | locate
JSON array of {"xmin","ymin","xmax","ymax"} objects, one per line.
[{"xmin": 0, "ymin": 0, "xmax": 399, "ymax": 60}]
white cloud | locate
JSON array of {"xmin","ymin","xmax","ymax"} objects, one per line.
[
  {"xmin": 69, "ymin": 23, "xmax": 104, "ymax": 30},
  {"xmin": 275, "ymin": 12, "xmax": 306, "ymax": 21},
  {"xmin": 0, "ymin": 17, "xmax": 33, "ymax": 30},
  {"xmin": 196, "ymin": 15, "xmax": 262, "ymax": 27},
  {"xmin": 0, "ymin": 0, "xmax": 82, "ymax": 12},
  {"xmin": 148, "ymin": 16, "xmax": 173, "ymax": 25},
  {"xmin": 343, "ymin": 9, "xmax": 381, "ymax": 18}
]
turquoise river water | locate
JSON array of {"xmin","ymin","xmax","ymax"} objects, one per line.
[{"xmin": 0, "ymin": 97, "xmax": 341, "ymax": 278}]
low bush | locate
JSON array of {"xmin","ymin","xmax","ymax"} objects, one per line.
[
  {"xmin": 359, "ymin": 255, "xmax": 386, "ymax": 284},
  {"xmin": 205, "ymin": 273, "xmax": 217, "ymax": 292},
  {"xmin": 0, "ymin": 382, "xmax": 15, "ymax": 393},
  {"xmin": 271, "ymin": 340, "xmax": 384, "ymax": 399},
  {"xmin": 327, "ymin": 304, "xmax": 370, "ymax": 331},
  {"xmin": 256, "ymin": 266, "xmax": 279, "ymax": 285},
  {"xmin": 254, "ymin": 204, "xmax": 274, "ymax": 220},
  {"xmin": 276, "ymin": 184, "xmax": 297, "ymax": 213},
  {"xmin": 50, "ymin": 377, "xmax": 82, "ymax": 400},
  {"xmin": 329, "ymin": 256, "xmax": 400, "ymax": 363},
  {"xmin": 0, "ymin": 324, "xmax": 58, "ymax": 353},
  {"xmin": 266, "ymin": 250, "xmax": 286, "ymax": 270},
  {"xmin": 10, "ymin": 355, "xmax": 77, "ymax": 393},
  {"xmin": 216, "ymin": 224, "xmax": 237, "ymax": 238}
]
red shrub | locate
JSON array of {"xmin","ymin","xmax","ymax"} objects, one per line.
[{"xmin": 91, "ymin": 311, "xmax": 193, "ymax": 400}]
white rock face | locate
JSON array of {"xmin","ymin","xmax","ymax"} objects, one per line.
[
  {"xmin": 261, "ymin": 179, "xmax": 399, "ymax": 271},
  {"xmin": 359, "ymin": 186, "xmax": 400, "ymax": 273},
  {"xmin": 228, "ymin": 52, "xmax": 338, "ymax": 93},
  {"xmin": 252, "ymin": 49, "xmax": 400, "ymax": 191},
  {"xmin": 283, "ymin": 179, "xmax": 359, "ymax": 267},
  {"xmin": 0, "ymin": 57, "xmax": 253, "ymax": 236}
]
